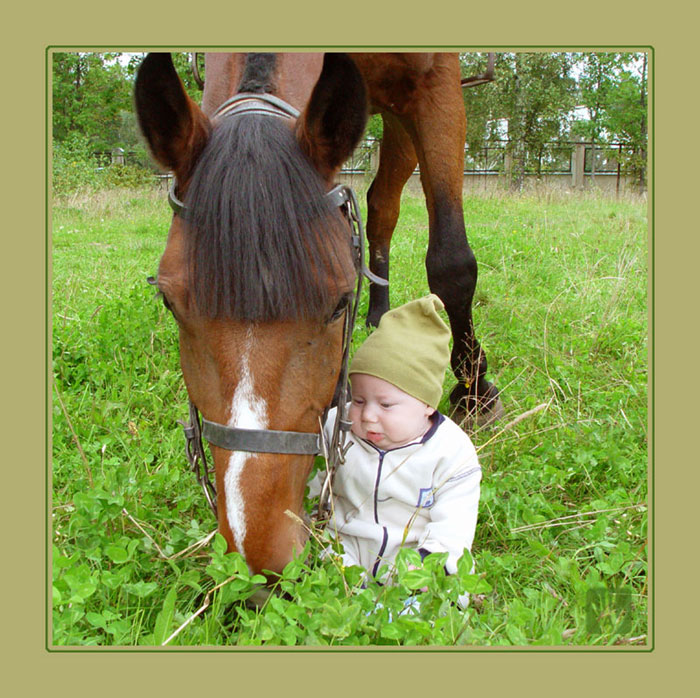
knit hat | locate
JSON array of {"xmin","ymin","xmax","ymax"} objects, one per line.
[{"xmin": 349, "ymin": 294, "xmax": 451, "ymax": 409}]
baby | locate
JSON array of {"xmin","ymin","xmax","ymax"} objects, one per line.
[{"xmin": 313, "ymin": 294, "xmax": 481, "ymax": 604}]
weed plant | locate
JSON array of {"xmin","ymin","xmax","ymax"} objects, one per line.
[{"xmin": 51, "ymin": 183, "xmax": 648, "ymax": 647}]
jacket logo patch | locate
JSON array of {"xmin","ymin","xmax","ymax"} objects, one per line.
[{"xmin": 417, "ymin": 487, "xmax": 434, "ymax": 509}]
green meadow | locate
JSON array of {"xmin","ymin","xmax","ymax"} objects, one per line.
[{"xmin": 51, "ymin": 183, "xmax": 648, "ymax": 647}]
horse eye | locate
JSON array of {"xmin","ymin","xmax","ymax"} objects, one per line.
[
  {"xmin": 161, "ymin": 294, "xmax": 174, "ymax": 313},
  {"xmin": 328, "ymin": 294, "xmax": 352, "ymax": 323},
  {"xmin": 156, "ymin": 289, "xmax": 175, "ymax": 316}
]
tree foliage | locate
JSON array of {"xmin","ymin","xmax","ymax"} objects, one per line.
[
  {"xmin": 460, "ymin": 51, "xmax": 648, "ymax": 189},
  {"xmin": 52, "ymin": 53, "xmax": 135, "ymax": 150},
  {"xmin": 52, "ymin": 51, "xmax": 649, "ymax": 189},
  {"xmin": 571, "ymin": 53, "xmax": 648, "ymax": 186},
  {"xmin": 52, "ymin": 52, "xmax": 201, "ymax": 153}
]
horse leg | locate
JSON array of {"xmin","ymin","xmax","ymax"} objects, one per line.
[
  {"xmin": 365, "ymin": 113, "xmax": 419, "ymax": 327},
  {"xmin": 401, "ymin": 58, "xmax": 502, "ymax": 424}
]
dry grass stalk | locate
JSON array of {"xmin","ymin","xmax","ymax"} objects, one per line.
[
  {"xmin": 511, "ymin": 503, "xmax": 646, "ymax": 534},
  {"xmin": 284, "ymin": 509, "xmax": 352, "ymax": 596},
  {"xmin": 54, "ymin": 383, "xmax": 92, "ymax": 486},
  {"xmin": 122, "ymin": 507, "xmax": 216, "ymax": 560},
  {"xmin": 161, "ymin": 574, "xmax": 237, "ymax": 647}
]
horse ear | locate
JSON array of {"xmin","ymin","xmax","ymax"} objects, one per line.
[
  {"xmin": 296, "ymin": 53, "xmax": 368, "ymax": 181},
  {"xmin": 134, "ymin": 53, "xmax": 210, "ymax": 183}
]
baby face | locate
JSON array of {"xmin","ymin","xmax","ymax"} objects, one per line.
[{"xmin": 348, "ymin": 373, "xmax": 435, "ymax": 450}]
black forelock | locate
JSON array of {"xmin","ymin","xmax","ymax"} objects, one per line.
[{"xmin": 183, "ymin": 114, "xmax": 353, "ymax": 321}]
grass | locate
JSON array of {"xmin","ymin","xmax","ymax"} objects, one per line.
[{"xmin": 51, "ymin": 183, "xmax": 648, "ymax": 647}]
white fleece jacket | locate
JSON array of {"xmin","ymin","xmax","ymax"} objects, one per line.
[{"xmin": 311, "ymin": 407, "xmax": 481, "ymax": 579}]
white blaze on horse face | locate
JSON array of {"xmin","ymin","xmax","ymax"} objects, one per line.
[{"xmin": 223, "ymin": 336, "xmax": 268, "ymax": 559}]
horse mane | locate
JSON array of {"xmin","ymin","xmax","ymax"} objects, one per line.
[{"xmin": 183, "ymin": 113, "xmax": 352, "ymax": 321}]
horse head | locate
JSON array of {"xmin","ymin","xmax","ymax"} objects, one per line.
[{"xmin": 135, "ymin": 52, "xmax": 367, "ymax": 577}]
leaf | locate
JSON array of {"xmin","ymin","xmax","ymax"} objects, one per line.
[
  {"xmin": 527, "ymin": 539, "xmax": 551, "ymax": 558},
  {"xmin": 259, "ymin": 624, "xmax": 275, "ymax": 642},
  {"xmin": 401, "ymin": 569, "xmax": 432, "ymax": 590},
  {"xmin": 86, "ymin": 612, "xmax": 107, "ymax": 631},
  {"xmin": 53, "ymin": 546, "xmax": 73, "ymax": 569},
  {"xmin": 280, "ymin": 625, "xmax": 297, "ymax": 646},
  {"xmin": 105, "ymin": 544, "xmax": 129, "ymax": 563},
  {"xmin": 228, "ymin": 552, "xmax": 251, "ymax": 577},
  {"xmin": 456, "ymin": 549, "xmax": 475, "ymax": 577},
  {"xmin": 281, "ymin": 557, "xmax": 305, "ymax": 581},
  {"xmin": 68, "ymin": 581, "xmax": 98, "ymax": 603},
  {"xmin": 506, "ymin": 622, "xmax": 528, "ymax": 645},
  {"xmin": 106, "ymin": 618, "xmax": 131, "ymax": 641},
  {"xmin": 422, "ymin": 551, "xmax": 449, "ymax": 572},
  {"xmin": 63, "ymin": 567, "xmax": 98, "ymax": 602},
  {"xmin": 153, "ymin": 585, "xmax": 177, "ymax": 645},
  {"xmin": 379, "ymin": 622, "xmax": 403, "ymax": 640},
  {"xmin": 123, "ymin": 581, "xmax": 158, "ymax": 598},
  {"xmin": 211, "ymin": 533, "xmax": 227, "ymax": 556},
  {"xmin": 394, "ymin": 547, "xmax": 422, "ymax": 574},
  {"xmin": 460, "ymin": 575, "xmax": 493, "ymax": 595},
  {"xmin": 179, "ymin": 569, "xmax": 202, "ymax": 593}
]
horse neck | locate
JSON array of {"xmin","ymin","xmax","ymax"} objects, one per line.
[{"xmin": 201, "ymin": 53, "xmax": 325, "ymax": 116}]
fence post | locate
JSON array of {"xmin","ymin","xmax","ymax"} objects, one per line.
[
  {"xmin": 370, "ymin": 147, "xmax": 380, "ymax": 175},
  {"xmin": 502, "ymin": 150, "xmax": 513, "ymax": 188},
  {"xmin": 572, "ymin": 143, "xmax": 586, "ymax": 189},
  {"xmin": 111, "ymin": 147, "xmax": 125, "ymax": 166}
]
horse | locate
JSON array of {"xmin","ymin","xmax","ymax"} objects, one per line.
[{"xmin": 135, "ymin": 52, "xmax": 369, "ymax": 579}]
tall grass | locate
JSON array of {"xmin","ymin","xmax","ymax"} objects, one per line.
[{"xmin": 51, "ymin": 183, "xmax": 648, "ymax": 647}]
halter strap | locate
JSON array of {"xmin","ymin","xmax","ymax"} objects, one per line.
[
  {"xmin": 202, "ymin": 420, "xmax": 321, "ymax": 455},
  {"xmin": 212, "ymin": 92, "xmax": 300, "ymax": 120}
]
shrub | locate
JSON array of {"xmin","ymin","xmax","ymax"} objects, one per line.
[
  {"xmin": 52, "ymin": 134, "xmax": 157, "ymax": 197},
  {"xmin": 52, "ymin": 133, "xmax": 99, "ymax": 196}
]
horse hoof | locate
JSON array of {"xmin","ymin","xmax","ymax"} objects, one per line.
[
  {"xmin": 365, "ymin": 312, "xmax": 381, "ymax": 328},
  {"xmin": 448, "ymin": 387, "xmax": 504, "ymax": 432},
  {"xmin": 474, "ymin": 395, "xmax": 505, "ymax": 428}
]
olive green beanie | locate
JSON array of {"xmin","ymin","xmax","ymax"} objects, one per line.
[{"xmin": 349, "ymin": 294, "xmax": 451, "ymax": 409}]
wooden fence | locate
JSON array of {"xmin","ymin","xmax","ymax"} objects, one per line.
[
  {"xmin": 339, "ymin": 138, "xmax": 642, "ymax": 193},
  {"xmin": 97, "ymin": 139, "xmax": 642, "ymax": 194}
]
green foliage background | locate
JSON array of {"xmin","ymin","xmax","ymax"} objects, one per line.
[
  {"xmin": 51, "ymin": 184, "xmax": 648, "ymax": 647},
  {"xmin": 51, "ymin": 51, "xmax": 649, "ymax": 191}
]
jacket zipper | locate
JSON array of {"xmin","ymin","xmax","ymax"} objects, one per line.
[{"xmin": 371, "ymin": 451, "xmax": 388, "ymax": 577}]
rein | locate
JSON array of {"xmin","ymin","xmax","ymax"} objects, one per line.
[{"xmin": 157, "ymin": 92, "xmax": 387, "ymax": 521}]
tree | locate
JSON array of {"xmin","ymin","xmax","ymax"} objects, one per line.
[
  {"xmin": 52, "ymin": 51, "xmax": 206, "ymax": 165},
  {"xmin": 460, "ymin": 51, "xmax": 648, "ymax": 190},
  {"xmin": 52, "ymin": 53, "xmax": 135, "ymax": 150},
  {"xmin": 461, "ymin": 52, "xmax": 576, "ymax": 190},
  {"xmin": 572, "ymin": 52, "xmax": 648, "ymax": 188}
]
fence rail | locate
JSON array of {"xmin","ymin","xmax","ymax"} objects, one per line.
[
  {"xmin": 93, "ymin": 139, "xmax": 643, "ymax": 192},
  {"xmin": 342, "ymin": 139, "xmax": 636, "ymax": 175}
]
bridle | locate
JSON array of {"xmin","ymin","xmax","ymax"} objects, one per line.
[{"xmin": 155, "ymin": 91, "xmax": 387, "ymax": 521}]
